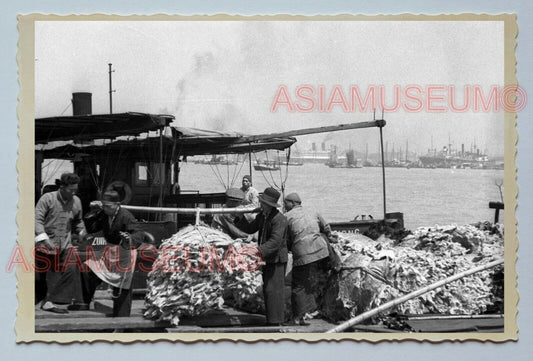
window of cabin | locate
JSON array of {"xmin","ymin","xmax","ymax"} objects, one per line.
[{"xmin": 135, "ymin": 162, "xmax": 148, "ymax": 186}]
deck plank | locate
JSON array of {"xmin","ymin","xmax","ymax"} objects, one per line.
[
  {"xmin": 36, "ymin": 298, "xmax": 503, "ymax": 333},
  {"xmin": 35, "ymin": 316, "xmax": 170, "ymax": 332},
  {"xmin": 405, "ymin": 317, "xmax": 504, "ymax": 333}
]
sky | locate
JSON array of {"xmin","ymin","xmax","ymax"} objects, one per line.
[{"xmin": 35, "ymin": 20, "xmax": 506, "ymax": 157}]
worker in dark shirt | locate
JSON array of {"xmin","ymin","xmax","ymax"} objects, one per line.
[
  {"xmin": 80, "ymin": 190, "xmax": 145, "ymax": 317},
  {"xmin": 234, "ymin": 187, "xmax": 288, "ymax": 326}
]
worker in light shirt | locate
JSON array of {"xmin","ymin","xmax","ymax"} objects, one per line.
[
  {"xmin": 34, "ymin": 172, "xmax": 87, "ymax": 314},
  {"xmin": 240, "ymin": 175, "xmax": 259, "ymax": 208},
  {"xmin": 283, "ymin": 192, "xmax": 331, "ymax": 326},
  {"xmin": 240, "ymin": 175, "xmax": 261, "ymax": 227}
]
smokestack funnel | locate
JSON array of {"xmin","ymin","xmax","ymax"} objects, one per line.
[{"xmin": 72, "ymin": 92, "xmax": 92, "ymax": 115}]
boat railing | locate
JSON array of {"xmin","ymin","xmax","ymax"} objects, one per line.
[{"xmin": 123, "ymin": 204, "xmax": 259, "ymax": 227}]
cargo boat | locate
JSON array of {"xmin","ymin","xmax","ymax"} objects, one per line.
[{"xmin": 35, "ymin": 93, "xmax": 505, "ymax": 334}]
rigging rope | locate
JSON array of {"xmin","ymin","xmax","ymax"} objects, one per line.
[
  {"xmin": 59, "ymin": 101, "xmax": 72, "ymax": 116},
  {"xmin": 230, "ymin": 154, "xmax": 246, "ymax": 188},
  {"xmin": 252, "ymin": 152, "xmax": 277, "ymax": 189},
  {"xmin": 208, "ymin": 161, "xmax": 228, "ymax": 190},
  {"xmin": 252, "ymin": 148, "xmax": 292, "ymax": 195},
  {"xmin": 41, "ymin": 160, "xmax": 62, "ymax": 186},
  {"xmin": 264, "ymin": 151, "xmax": 281, "ymax": 188},
  {"xmin": 226, "ymin": 153, "xmax": 230, "ymax": 188}
]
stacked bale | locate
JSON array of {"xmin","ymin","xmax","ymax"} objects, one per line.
[
  {"xmin": 143, "ymin": 225, "xmax": 263, "ymax": 325},
  {"xmin": 321, "ymin": 222, "xmax": 504, "ymax": 322},
  {"xmin": 144, "ymin": 222, "xmax": 504, "ymax": 326}
]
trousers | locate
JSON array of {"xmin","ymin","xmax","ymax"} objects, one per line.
[
  {"xmin": 291, "ymin": 260, "xmax": 322, "ymax": 318},
  {"xmin": 34, "ymin": 248, "xmax": 84, "ymax": 305},
  {"xmin": 79, "ymin": 270, "xmax": 133, "ymax": 317},
  {"xmin": 262, "ymin": 262, "xmax": 286, "ymax": 324}
]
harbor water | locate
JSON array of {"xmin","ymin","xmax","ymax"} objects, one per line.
[
  {"xmin": 176, "ymin": 162, "xmax": 505, "ymax": 230},
  {"xmin": 43, "ymin": 161, "xmax": 505, "ymax": 230}
]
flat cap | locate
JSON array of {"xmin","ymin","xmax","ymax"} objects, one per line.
[
  {"xmin": 226, "ymin": 188, "xmax": 245, "ymax": 201},
  {"xmin": 284, "ymin": 192, "xmax": 301, "ymax": 203}
]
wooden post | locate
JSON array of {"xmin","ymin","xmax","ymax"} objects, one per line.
[{"xmin": 489, "ymin": 201, "xmax": 504, "ymax": 223}]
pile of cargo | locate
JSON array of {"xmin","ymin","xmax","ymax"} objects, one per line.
[
  {"xmin": 223, "ymin": 267, "xmax": 265, "ymax": 314},
  {"xmin": 143, "ymin": 225, "xmax": 263, "ymax": 325},
  {"xmin": 144, "ymin": 222, "xmax": 504, "ymax": 326},
  {"xmin": 321, "ymin": 222, "xmax": 504, "ymax": 322}
]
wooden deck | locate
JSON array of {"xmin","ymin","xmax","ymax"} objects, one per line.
[
  {"xmin": 35, "ymin": 292, "xmax": 503, "ymax": 333},
  {"xmin": 35, "ymin": 292, "xmax": 339, "ymax": 333}
]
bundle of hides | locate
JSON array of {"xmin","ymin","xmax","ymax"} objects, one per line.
[
  {"xmin": 223, "ymin": 267, "xmax": 265, "ymax": 314},
  {"xmin": 143, "ymin": 225, "xmax": 263, "ymax": 325},
  {"xmin": 321, "ymin": 222, "xmax": 504, "ymax": 322}
]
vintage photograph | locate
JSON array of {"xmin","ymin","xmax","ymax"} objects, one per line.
[{"xmin": 17, "ymin": 14, "xmax": 517, "ymax": 342}]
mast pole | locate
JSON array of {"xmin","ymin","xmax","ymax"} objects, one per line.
[
  {"xmin": 108, "ymin": 63, "xmax": 114, "ymax": 114},
  {"xmin": 159, "ymin": 127, "xmax": 164, "ymax": 212},
  {"xmin": 376, "ymin": 111, "xmax": 387, "ymax": 221},
  {"xmin": 248, "ymin": 147, "xmax": 253, "ymax": 180}
]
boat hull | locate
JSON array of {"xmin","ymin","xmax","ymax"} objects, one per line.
[{"xmin": 254, "ymin": 165, "xmax": 280, "ymax": 171}]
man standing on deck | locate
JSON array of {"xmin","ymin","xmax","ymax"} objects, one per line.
[
  {"xmin": 35, "ymin": 172, "xmax": 87, "ymax": 313},
  {"xmin": 234, "ymin": 187, "xmax": 288, "ymax": 326},
  {"xmin": 283, "ymin": 192, "xmax": 331, "ymax": 325},
  {"xmin": 284, "ymin": 193, "xmax": 329, "ymax": 325},
  {"xmin": 81, "ymin": 190, "xmax": 146, "ymax": 317}
]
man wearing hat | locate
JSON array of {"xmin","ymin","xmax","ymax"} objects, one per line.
[
  {"xmin": 235, "ymin": 187, "xmax": 289, "ymax": 326},
  {"xmin": 79, "ymin": 190, "xmax": 145, "ymax": 317},
  {"xmin": 283, "ymin": 192, "xmax": 338, "ymax": 325},
  {"xmin": 211, "ymin": 188, "xmax": 251, "ymax": 239}
]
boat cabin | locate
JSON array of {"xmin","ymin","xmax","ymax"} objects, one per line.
[
  {"xmin": 35, "ymin": 93, "xmax": 402, "ymax": 238},
  {"xmin": 36, "ymin": 112, "xmax": 296, "ymax": 229}
]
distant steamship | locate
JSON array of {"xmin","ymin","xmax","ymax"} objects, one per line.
[{"xmin": 418, "ymin": 144, "xmax": 492, "ymax": 169}]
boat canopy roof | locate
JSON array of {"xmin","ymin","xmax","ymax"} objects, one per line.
[
  {"xmin": 169, "ymin": 126, "xmax": 296, "ymax": 156},
  {"xmin": 35, "ymin": 112, "xmax": 174, "ymax": 144},
  {"xmin": 37, "ymin": 116, "xmax": 296, "ymax": 161}
]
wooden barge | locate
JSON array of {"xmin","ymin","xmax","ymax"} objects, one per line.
[{"xmin": 35, "ymin": 295, "xmax": 503, "ymax": 334}]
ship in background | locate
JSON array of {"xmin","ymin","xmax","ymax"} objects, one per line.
[
  {"xmin": 193, "ymin": 154, "xmax": 239, "ymax": 165},
  {"xmin": 417, "ymin": 143, "xmax": 502, "ymax": 169},
  {"xmin": 289, "ymin": 142, "xmax": 336, "ymax": 164},
  {"xmin": 326, "ymin": 148, "xmax": 363, "ymax": 168},
  {"xmin": 254, "ymin": 139, "xmax": 503, "ymax": 170}
]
